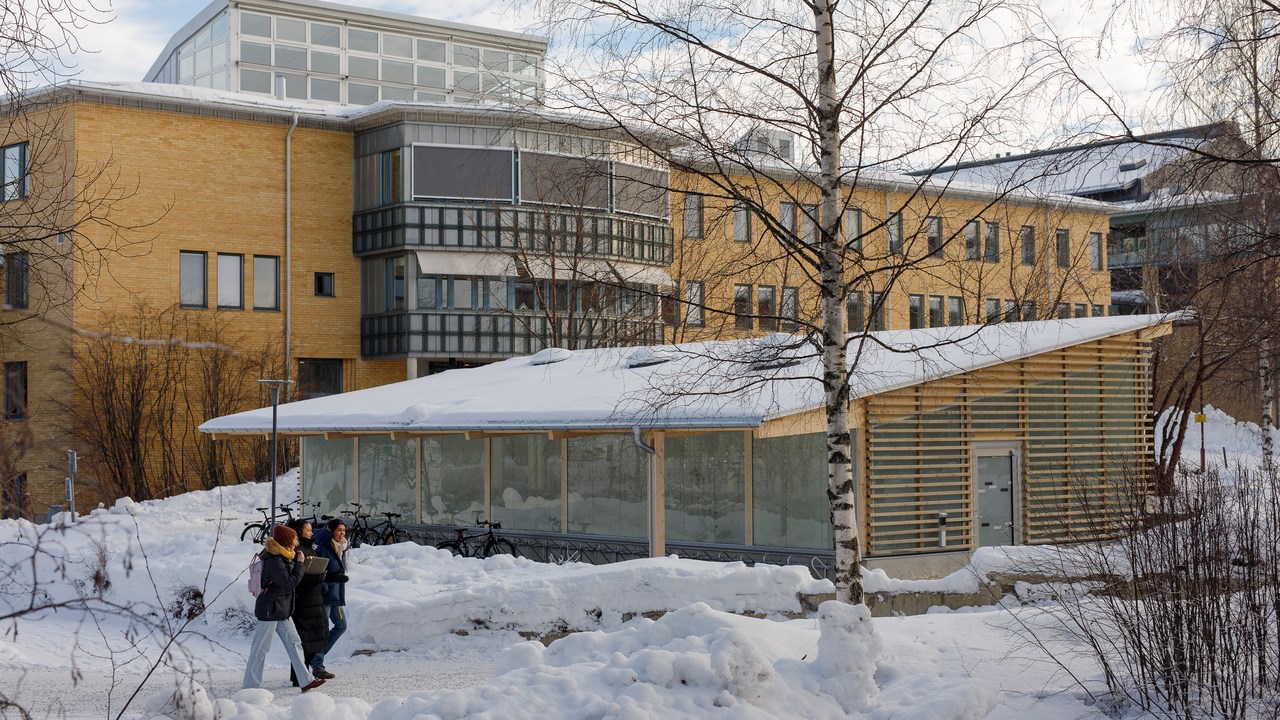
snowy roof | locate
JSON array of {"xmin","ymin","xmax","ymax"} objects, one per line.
[{"xmin": 200, "ymin": 314, "xmax": 1177, "ymax": 435}]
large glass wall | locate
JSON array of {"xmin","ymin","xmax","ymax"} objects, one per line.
[
  {"xmin": 490, "ymin": 435, "xmax": 562, "ymax": 531},
  {"xmin": 358, "ymin": 435, "xmax": 417, "ymax": 518},
  {"xmin": 422, "ymin": 434, "xmax": 485, "ymax": 524},
  {"xmin": 566, "ymin": 434, "xmax": 647, "ymax": 537},
  {"xmin": 665, "ymin": 432, "xmax": 746, "ymax": 544},
  {"xmin": 752, "ymin": 432, "xmax": 831, "ymax": 549},
  {"xmin": 300, "ymin": 436, "xmax": 355, "ymax": 517}
]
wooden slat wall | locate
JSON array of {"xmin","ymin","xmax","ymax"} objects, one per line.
[{"xmin": 863, "ymin": 334, "xmax": 1152, "ymax": 556}]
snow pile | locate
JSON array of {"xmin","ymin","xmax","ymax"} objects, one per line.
[{"xmin": 1159, "ymin": 404, "xmax": 1280, "ymax": 470}]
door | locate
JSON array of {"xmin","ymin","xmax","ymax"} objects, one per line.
[{"xmin": 974, "ymin": 446, "xmax": 1018, "ymax": 547}]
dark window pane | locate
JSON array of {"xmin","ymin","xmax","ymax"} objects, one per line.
[{"xmin": 297, "ymin": 358, "xmax": 342, "ymax": 400}]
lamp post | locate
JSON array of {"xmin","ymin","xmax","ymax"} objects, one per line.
[{"xmin": 258, "ymin": 379, "xmax": 293, "ymax": 529}]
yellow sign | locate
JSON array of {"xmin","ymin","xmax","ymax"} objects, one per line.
[{"xmin": 1194, "ymin": 413, "xmax": 1206, "ymax": 423}]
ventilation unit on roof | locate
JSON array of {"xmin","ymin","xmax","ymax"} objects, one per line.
[
  {"xmin": 529, "ymin": 347, "xmax": 574, "ymax": 366},
  {"xmin": 624, "ymin": 347, "xmax": 674, "ymax": 369},
  {"xmin": 1119, "ymin": 158, "xmax": 1148, "ymax": 172}
]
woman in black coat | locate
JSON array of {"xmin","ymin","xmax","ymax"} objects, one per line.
[{"xmin": 287, "ymin": 519, "xmax": 330, "ymax": 687}]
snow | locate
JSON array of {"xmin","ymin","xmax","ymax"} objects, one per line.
[
  {"xmin": 6, "ymin": 404, "xmax": 1272, "ymax": 720},
  {"xmin": 201, "ymin": 314, "xmax": 1179, "ymax": 435}
]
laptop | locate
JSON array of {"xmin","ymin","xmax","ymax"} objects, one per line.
[{"xmin": 304, "ymin": 556, "xmax": 330, "ymax": 575}]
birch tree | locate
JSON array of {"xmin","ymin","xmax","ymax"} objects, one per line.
[{"xmin": 535, "ymin": 0, "xmax": 1075, "ymax": 602}]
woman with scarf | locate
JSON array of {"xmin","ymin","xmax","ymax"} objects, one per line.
[
  {"xmin": 242, "ymin": 524, "xmax": 325, "ymax": 693},
  {"xmin": 286, "ymin": 519, "xmax": 329, "ymax": 686},
  {"xmin": 308, "ymin": 517, "xmax": 349, "ymax": 680}
]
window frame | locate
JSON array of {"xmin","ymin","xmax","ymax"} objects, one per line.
[
  {"xmin": 844, "ymin": 208, "xmax": 862, "ymax": 252},
  {"xmin": 908, "ymin": 293, "xmax": 924, "ymax": 329},
  {"xmin": 1056, "ymin": 228, "xmax": 1070, "ymax": 269},
  {"xmin": 733, "ymin": 283, "xmax": 753, "ymax": 330},
  {"xmin": 253, "ymin": 255, "xmax": 280, "ymax": 311},
  {"xmin": 179, "ymin": 251, "xmax": 208, "ymax": 308},
  {"xmin": 757, "ymin": 285, "xmax": 777, "ymax": 331},
  {"xmin": 928, "ymin": 294, "xmax": 945, "ymax": 327},
  {"xmin": 685, "ymin": 281, "xmax": 704, "ymax": 327},
  {"xmin": 216, "ymin": 253, "xmax": 244, "ymax": 309},
  {"xmin": 732, "ymin": 202, "xmax": 751, "ymax": 243},
  {"xmin": 1, "ymin": 142, "xmax": 28, "ymax": 203},
  {"xmin": 3, "ymin": 361, "xmax": 26, "ymax": 420},
  {"xmin": 846, "ymin": 291, "xmax": 865, "ymax": 333},
  {"xmin": 869, "ymin": 291, "xmax": 887, "ymax": 331},
  {"xmin": 314, "ymin": 272, "xmax": 336, "ymax": 297},
  {"xmin": 683, "ymin": 193, "xmax": 704, "ymax": 239},
  {"xmin": 888, "ymin": 212, "xmax": 904, "ymax": 255},
  {"xmin": 965, "ymin": 220, "xmax": 981, "ymax": 261},
  {"xmin": 926, "ymin": 216, "xmax": 942, "ymax": 255},
  {"xmin": 1020, "ymin": 225, "xmax": 1036, "ymax": 266},
  {"xmin": 5, "ymin": 251, "xmax": 27, "ymax": 310},
  {"xmin": 781, "ymin": 286, "xmax": 799, "ymax": 331},
  {"xmin": 947, "ymin": 296, "xmax": 963, "ymax": 326},
  {"xmin": 1089, "ymin": 231, "xmax": 1104, "ymax": 270},
  {"xmin": 984, "ymin": 222, "xmax": 1000, "ymax": 263}
]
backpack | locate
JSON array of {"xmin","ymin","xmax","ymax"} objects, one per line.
[{"xmin": 248, "ymin": 552, "xmax": 266, "ymax": 597}]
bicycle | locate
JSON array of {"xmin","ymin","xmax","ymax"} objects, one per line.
[
  {"xmin": 368, "ymin": 511, "xmax": 406, "ymax": 544},
  {"xmin": 240, "ymin": 503, "xmax": 297, "ymax": 543},
  {"xmin": 437, "ymin": 521, "xmax": 518, "ymax": 558},
  {"xmin": 342, "ymin": 504, "xmax": 380, "ymax": 548}
]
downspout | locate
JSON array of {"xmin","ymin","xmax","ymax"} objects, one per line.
[
  {"xmin": 633, "ymin": 426, "xmax": 659, "ymax": 558},
  {"xmin": 276, "ymin": 75, "xmax": 298, "ymax": 387}
]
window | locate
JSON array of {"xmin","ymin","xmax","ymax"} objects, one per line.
[
  {"xmin": 734, "ymin": 284, "xmax": 752, "ymax": 330},
  {"xmin": 908, "ymin": 294, "xmax": 924, "ymax": 329},
  {"xmin": 362, "ymin": 256, "xmax": 405, "ymax": 313},
  {"xmin": 216, "ymin": 253, "xmax": 243, "ymax": 309},
  {"xmin": 4, "ymin": 361, "xmax": 26, "ymax": 419},
  {"xmin": 779, "ymin": 202, "xmax": 797, "ymax": 236},
  {"xmin": 1004, "ymin": 299, "xmax": 1018, "ymax": 323},
  {"xmin": 1020, "ymin": 225, "xmax": 1035, "ymax": 265},
  {"xmin": 1092, "ymin": 304, "xmax": 1105, "ymax": 317},
  {"xmin": 1074, "ymin": 303, "xmax": 1087, "ymax": 318},
  {"xmin": 986, "ymin": 298, "xmax": 1000, "ymax": 323},
  {"xmin": 869, "ymin": 292, "xmax": 887, "ymax": 331},
  {"xmin": 781, "ymin": 286, "xmax": 799, "ymax": 331},
  {"xmin": 1056, "ymin": 228, "xmax": 1070, "ymax": 268},
  {"xmin": 800, "ymin": 205, "xmax": 818, "ymax": 244},
  {"xmin": 928, "ymin": 295, "xmax": 944, "ymax": 327},
  {"xmin": 683, "ymin": 193, "xmax": 704, "ymax": 239},
  {"xmin": 947, "ymin": 296, "xmax": 963, "ymax": 326},
  {"xmin": 965, "ymin": 220, "xmax": 981, "ymax": 260},
  {"xmin": 1, "ymin": 472, "xmax": 25, "ymax": 519},
  {"xmin": 1, "ymin": 143, "xmax": 27, "ymax": 202},
  {"xmin": 844, "ymin": 208, "xmax": 862, "ymax": 252},
  {"xmin": 685, "ymin": 281, "xmax": 704, "ymax": 327},
  {"xmin": 1089, "ymin": 231, "xmax": 1104, "ymax": 270},
  {"xmin": 1021, "ymin": 301, "xmax": 1037, "ymax": 322},
  {"xmin": 253, "ymin": 256, "xmax": 279, "ymax": 310},
  {"xmin": 5, "ymin": 252, "xmax": 26, "ymax": 310},
  {"xmin": 846, "ymin": 291, "xmax": 865, "ymax": 332},
  {"xmin": 1057, "ymin": 302, "xmax": 1070, "ymax": 319},
  {"xmin": 297, "ymin": 358, "xmax": 342, "ymax": 401},
  {"xmin": 179, "ymin": 251, "xmax": 207, "ymax": 307},
  {"xmin": 984, "ymin": 222, "xmax": 1000, "ymax": 262},
  {"xmin": 888, "ymin": 213, "xmax": 904, "ymax": 255},
  {"xmin": 733, "ymin": 203, "xmax": 751, "ymax": 243},
  {"xmin": 314, "ymin": 272, "xmax": 335, "ymax": 297},
  {"xmin": 757, "ymin": 285, "xmax": 777, "ymax": 331},
  {"xmin": 926, "ymin": 216, "xmax": 942, "ymax": 255}
]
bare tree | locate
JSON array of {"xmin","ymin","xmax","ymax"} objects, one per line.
[{"xmin": 535, "ymin": 0, "xmax": 1085, "ymax": 602}]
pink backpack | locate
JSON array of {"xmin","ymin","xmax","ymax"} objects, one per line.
[{"xmin": 248, "ymin": 553, "xmax": 265, "ymax": 597}]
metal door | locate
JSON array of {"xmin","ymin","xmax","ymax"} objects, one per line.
[{"xmin": 975, "ymin": 450, "xmax": 1016, "ymax": 547}]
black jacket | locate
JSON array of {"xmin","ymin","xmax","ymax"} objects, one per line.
[
  {"xmin": 254, "ymin": 549, "xmax": 305, "ymax": 622},
  {"xmin": 291, "ymin": 538, "xmax": 329, "ymax": 655}
]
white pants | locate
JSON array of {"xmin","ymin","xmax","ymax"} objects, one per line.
[{"xmin": 242, "ymin": 618, "xmax": 314, "ymax": 689}]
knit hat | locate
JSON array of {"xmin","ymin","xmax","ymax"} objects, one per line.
[{"xmin": 272, "ymin": 524, "xmax": 297, "ymax": 547}]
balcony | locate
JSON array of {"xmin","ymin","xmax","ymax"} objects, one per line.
[{"xmin": 362, "ymin": 310, "xmax": 664, "ymax": 359}]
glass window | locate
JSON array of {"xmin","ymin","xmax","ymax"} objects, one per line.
[
  {"xmin": 752, "ymin": 432, "xmax": 830, "ymax": 549},
  {"xmin": 869, "ymin": 291, "xmax": 887, "ymax": 331},
  {"xmin": 928, "ymin": 295, "xmax": 944, "ymax": 327},
  {"xmin": 417, "ymin": 66, "xmax": 446, "ymax": 88},
  {"xmin": 733, "ymin": 202, "xmax": 751, "ymax": 243},
  {"xmin": 685, "ymin": 281, "xmax": 704, "ymax": 327},
  {"xmin": 779, "ymin": 202, "xmax": 797, "ymax": 235},
  {"xmin": 179, "ymin": 251, "xmax": 206, "ymax": 307},
  {"xmin": 5, "ymin": 252, "xmax": 26, "ymax": 310},
  {"xmin": 1056, "ymin": 228, "xmax": 1070, "ymax": 268},
  {"xmin": 4, "ymin": 361, "xmax": 25, "ymax": 420},
  {"xmin": 845, "ymin": 208, "xmax": 862, "ymax": 252},
  {"xmin": 348, "ymin": 27, "xmax": 379, "ymax": 54},
  {"xmin": 383, "ymin": 33, "xmax": 413, "ymax": 58},
  {"xmin": 349, "ymin": 56, "xmax": 378, "ymax": 80},
  {"xmin": 1092, "ymin": 304, "xmax": 1105, "ymax": 317},
  {"xmin": 454, "ymin": 71, "xmax": 480, "ymax": 94},
  {"xmin": 359, "ymin": 435, "xmax": 417, "ymax": 519},
  {"xmin": 483, "ymin": 49, "xmax": 509, "ymax": 71},
  {"xmin": 297, "ymin": 358, "xmax": 342, "ymax": 400},
  {"xmin": 757, "ymin": 285, "xmax": 777, "ymax": 331},
  {"xmin": 1020, "ymin": 225, "xmax": 1035, "ymax": 265},
  {"xmin": 310, "ymin": 50, "xmax": 339, "ymax": 74},
  {"xmin": 683, "ymin": 193, "xmax": 703, "ymax": 239},
  {"xmin": 1074, "ymin": 303, "xmax": 1087, "ymax": 318},
  {"xmin": 417, "ymin": 39, "xmax": 446, "ymax": 62},
  {"xmin": 1, "ymin": 143, "xmax": 26, "ymax": 202},
  {"xmin": 240, "ymin": 68, "xmax": 271, "ymax": 94},
  {"xmin": 1089, "ymin": 231, "xmax": 1103, "ymax": 270},
  {"xmin": 275, "ymin": 16, "xmax": 305, "ymax": 43},
  {"xmin": 314, "ymin": 272, "xmax": 335, "ymax": 297},
  {"xmin": 888, "ymin": 212, "xmax": 903, "ymax": 254},
  {"xmin": 1023, "ymin": 301, "xmax": 1037, "ymax": 322},
  {"xmin": 986, "ymin": 297, "xmax": 1000, "ymax": 323},
  {"xmin": 800, "ymin": 205, "xmax": 818, "ymax": 244},
  {"xmin": 453, "ymin": 45, "xmax": 481, "ymax": 67},
  {"xmin": 382, "ymin": 59, "xmax": 413, "ymax": 84},
  {"xmin": 965, "ymin": 220, "xmax": 981, "ymax": 260},
  {"xmin": 490, "ymin": 435, "xmax": 562, "ymax": 532},
  {"xmin": 311, "ymin": 78, "xmax": 340, "ymax": 102},
  {"xmin": 311, "ymin": 22, "xmax": 340, "ymax": 47},
  {"xmin": 240, "ymin": 12, "xmax": 271, "ymax": 38},
  {"xmin": 926, "ymin": 216, "xmax": 942, "ymax": 254},
  {"xmin": 948, "ymin": 296, "xmax": 963, "ymax": 326},
  {"xmin": 348, "ymin": 83, "xmax": 378, "ymax": 105},
  {"xmin": 422, "ymin": 434, "xmax": 485, "ymax": 525},
  {"xmin": 665, "ymin": 432, "xmax": 745, "ymax": 544},
  {"xmin": 909, "ymin": 294, "xmax": 924, "ymax": 329},
  {"xmin": 984, "ymin": 222, "xmax": 1000, "ymax": 262},
  {"xmin": 734, "ymin": 284, "xmax": 752, "ymax": 330},
  {"xmin": 253, "ymin": 255, "xmax": 278, "ymax": 310},
  {"xmin": 781, "ymin": 286, "xmax": 799, "ymax": 331},
  {"xmin": 847, "ymin": 291, "xmax": 864, "ymax": 332},
  {"xmin": 240, "ymin": 41, "xmax": 270, "ymax": 66},
  {"xmin": 417, "ymin": 91, "xmax": 446, "ymax": 103},
  {"xmin": 274, "ymin": 45, "xmax": 307, "ymax": 71},
  {"xmin": 301, "ymin": 436, "xmax": 354, "ymax": 519},
  {"xmin": 567, "ymin": 435, "xmax": 647, "ymax": 537},
  {"xmin": 513, "ymin": 53, "xmax": 539, "ymax": 76},
  {"xmin": 217, "ymin": 253, "xmax": 243, "ymax": 308}
]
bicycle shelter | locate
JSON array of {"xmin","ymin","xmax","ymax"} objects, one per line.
[{"xmin": 201, "ymin": 314, "xmax": 1172, "ymax": 579}]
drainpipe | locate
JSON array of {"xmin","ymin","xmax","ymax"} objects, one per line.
[
  {"xmin": 633, "ymin": 426, "xmax": 659, "ymax": 558},
  {"xmin": 277, "ymin": 76, "xmax": 298, "ymax": 387}
]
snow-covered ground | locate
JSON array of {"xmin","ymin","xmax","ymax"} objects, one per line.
[{"xmin": 0, "ymin": 409, "xmax": 1255, "ymax": 719}]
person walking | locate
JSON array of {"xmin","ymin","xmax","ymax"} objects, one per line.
[
  {"xmin": 287, "ymin": 519, "xmax": 329, "ymax": 687},
  {"xmin": 242, "ymin": 524, "xmax": 325, "ymax": 693},
  {"xmin": 309, "ymin": 518, "xmax": 349, "ymax": 680}
]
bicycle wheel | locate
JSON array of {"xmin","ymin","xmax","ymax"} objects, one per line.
[
  {"xmin": 349, "ymin": 528, "xmax": 368, "ymax": 548},
  {"xmin": 241, "ymin": 523, "xmax": 264, "ymax": 543},
  {"xmin": 382, "ymin": 529, "xmax": 400, "ymax": 545},
  {"xmin": 479, "ymin": 538, "xmax": 518, "ymax": 558},
  {"xmin": 437, "ymin": 540, "xmax": 465, "ymax": 557}
]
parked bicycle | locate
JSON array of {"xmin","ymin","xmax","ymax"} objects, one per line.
[
  {"xmin": 369, "ymin": 511, "xmax": 407, "ymax": 544},
  {"xmin": 436, "ymin": 521, "xmax": 518, "ymax": 558},
  {"xmin": 343, "ymin": 503, "xmax": 380, "ymax": 548},
  {"xmin": 240, "ymin": 503, "xmax": 296, "ymax": 543}
]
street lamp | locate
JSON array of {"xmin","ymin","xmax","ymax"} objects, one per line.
[{"xmin": 258, "ymin": 379, "xmax": 293, "ymax": 529}]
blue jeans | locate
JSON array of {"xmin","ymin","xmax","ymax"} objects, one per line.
[
  {"xmin": 243, "ymin": 619, "xmax": 314, "ymax": 689},
  {"xmin": 311, "ymin": 605, "xmax": 346, "ymax": 670}
]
